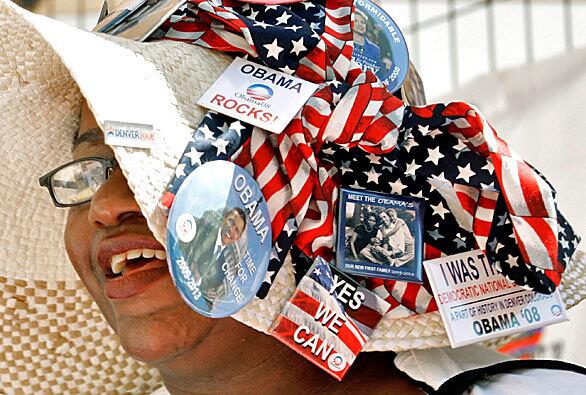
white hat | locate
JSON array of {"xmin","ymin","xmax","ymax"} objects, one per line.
[{"xmin": 1, "ymin": 0, "xmax": 585, "ymax": 392}]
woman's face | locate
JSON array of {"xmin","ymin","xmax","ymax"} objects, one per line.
[
  {"xmin": 63, "ymin": 103, "xmax": 217, "ymax": 364},
  {"xmin": 379, "ymin": 212, "xmax": 390, "ymax": 226},
  {"xmin": 366, "ymin": 215, "xmax": 377, "ymax": 227},
  {"xmin": 355, "ymin": 14, "xmax": 367, "ymax": 35}
]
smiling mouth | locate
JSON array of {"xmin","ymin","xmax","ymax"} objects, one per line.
[
  {"xmin": 105, "ymin": 248, "xmax": 169, "ymax": 299},
  {"xmin": 223, "ymin": 229, "xmax": 232, "ymax": 241},
  {"xmin": 109, "ymin": 248, "xmax": 166, "ymax": 276}
]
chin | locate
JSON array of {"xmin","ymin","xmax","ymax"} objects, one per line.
[{"xmin": 115, "ymin": 304, "xmax": 214, "ymax": 364}]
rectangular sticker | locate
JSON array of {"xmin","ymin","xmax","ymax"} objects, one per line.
[
  {"xmin": 336, "ymin": 188, "xmax": 425, "ymax": 283},
  {"xmin": 270, "ymin": 257, "xmax": 390, "ymax": 381},
  {"xmin": 104, "ymin": 120, "xmax": 155, "ymax": 149},
  {"xmin": 424, "ymin": 250, "xmax": 568, "ymax": 348},
  {"xmin": 197, "ymin": 58, "xmax": 318, "ymax": 134}
]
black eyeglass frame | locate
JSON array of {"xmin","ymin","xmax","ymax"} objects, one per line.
[{"xmin": 39, "ymin": 157, "xmax": 118, "ymax": 208}]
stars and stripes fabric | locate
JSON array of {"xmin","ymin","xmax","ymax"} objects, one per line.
[
  {"xmin": 158, "ymin": 0, "xmax": 406, "ymax": 298},
  {"xmin": 323, "ymin": 103, "xmax": 580, "ymax": 315},
  {"xmin": 269, "ymin": 257, "xmax": 390, "ymax": 380},
  {"xmin": 155, "ymin": 0, "xmax": 579, "ymax": 308}
]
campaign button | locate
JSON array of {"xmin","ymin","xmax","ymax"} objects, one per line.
[
  {"xmin": 197, "ymin": 57, "xmax": 318, "ymax": 134},
  {"xmin": 269, "ymin": 257, "xmax": 391, "ymax": 380},
  {"xmin": 353, "ymin": 0, "xmax": 410, "ymax": 93},
  {"xmin": 167, "ymin": 161, "xmax": 271, "ymax": 318}
]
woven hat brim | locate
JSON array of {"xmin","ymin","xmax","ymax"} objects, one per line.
[
  {"xmin": 0, "ymin": 2, "xmax": 167, "ymax": 390},
  {"xmin": 0, "ymin": 0, "xmax": 233, "ymax": 281}
]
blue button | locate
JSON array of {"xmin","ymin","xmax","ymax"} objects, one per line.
[
  {"xmin": 167, "ymin": 161, "xmax": 271, "ymax": 318},
  {"xmin": 353, "ymin": 0, "xmax": 410, "ymax": 93}
]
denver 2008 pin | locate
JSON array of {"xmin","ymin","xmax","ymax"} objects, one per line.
[
  {"xmin": 167, "ymin": 161, "xmax": 271, "ymax": 318},
  {"xmin": 352, "ymin": 0, "xmax": 409, "ymax": 93}
]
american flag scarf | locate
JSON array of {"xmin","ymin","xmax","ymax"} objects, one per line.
[{"xmin": 156, "ymin": 0, "xmax": 579, "ymax": 315}]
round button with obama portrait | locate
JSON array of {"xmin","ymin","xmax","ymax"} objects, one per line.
[{"xmin": 167, "ymin": 161, "xmax": 271, "ymax": 318}]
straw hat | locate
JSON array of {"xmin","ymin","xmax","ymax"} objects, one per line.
[{"xmin": 1, "ymin": 0, "xmax": 584, "ymax": 392}]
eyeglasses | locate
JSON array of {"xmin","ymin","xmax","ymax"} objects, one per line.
[{"xmin": 39, "ymin": 157, "xmax": 117, "ymax": 208}]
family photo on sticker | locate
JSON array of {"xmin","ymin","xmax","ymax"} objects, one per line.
[
  {"xmin": 336, "ymin": 188, "xmax": 424, "ymax": 283},
  {"xmin": 346, "ymin": 204, "xmax": 416, "ymax": 268}
]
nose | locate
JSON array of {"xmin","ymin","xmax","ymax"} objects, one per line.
[
  {"xmin": 88, "ymin": 167, "xmax": 142, "ymax": 228},
  {"xmin": 230, "ymin": 224, "xmax": 239, "ymax": 238}
]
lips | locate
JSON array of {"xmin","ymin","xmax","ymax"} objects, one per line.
[
  {"xmin": 105, "ymin": 260, "xmax": 168, "ymax": 299},
  {"xmin": 97, "ymin": 235, "xmax": 170, "ymax": 299}
]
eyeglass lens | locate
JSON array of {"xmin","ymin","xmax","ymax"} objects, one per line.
[{"xmin": 51, "ymin": 160, "xmax": 107, "ymax": 205}]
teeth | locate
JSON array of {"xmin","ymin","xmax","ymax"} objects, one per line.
[
  {"xmin": 126, "ymin": 250, "xmax": 141, "ymax": 260},
  {"xmin": 109, "ymin": 248, "xmax": 167, "ymax": 275},
  {"xmin": 111, "ymin": 254, "xmax": 126, "ymax": 274}
]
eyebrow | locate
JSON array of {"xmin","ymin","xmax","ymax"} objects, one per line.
[{"xmin": 73, "ymin": 128, "xmax": 104, "ymax": 149}]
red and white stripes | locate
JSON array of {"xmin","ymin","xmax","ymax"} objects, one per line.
[{"xmin": 440, "ymin": 102, "xmax": 562, "ymax": 277}]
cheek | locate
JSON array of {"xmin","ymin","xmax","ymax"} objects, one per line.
[
  {"xmin": 64, "ymin": 207, "xmax": 115, "ymax": 326},
  {"xmin": 64, "ymin": 207, "xmax": 92, "ymax": 278}
]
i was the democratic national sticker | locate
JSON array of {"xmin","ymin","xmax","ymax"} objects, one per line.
[
  {"xmin": 424, "ymin": 250, "xmax": 568, "ymax": 348},
  {"xmin": 167, "ymin": 161, "xmax": 271, "ymax": 318},
  {"xmin": 353, "ymin": 0, "xmax": 409, "ymax": 93}
]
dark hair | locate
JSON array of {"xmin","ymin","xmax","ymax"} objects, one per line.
[
  {"xmin": 355, "ymin": 9, "xmax": 367, "ymax": 22},
  {"xmin": 223, "ymin": 207, "xmax": 246, "ymax": 226},
  {"xmin": 366, "ymin": 213, "xmax": 377, "ymax": 222}
]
